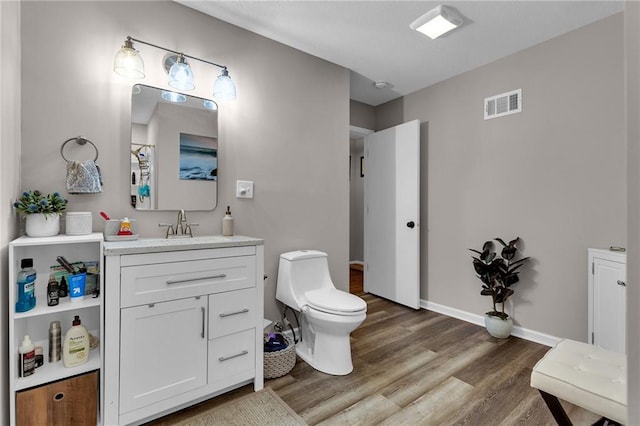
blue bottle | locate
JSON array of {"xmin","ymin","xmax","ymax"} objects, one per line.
[{"xmin": 16, "ymin": 258, "xmax": 36, "ymax": 312}]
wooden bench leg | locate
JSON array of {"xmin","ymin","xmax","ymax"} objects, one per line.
[{"xmin": 538, "ymin": 390, "xmax": 573, "ymax": 426}]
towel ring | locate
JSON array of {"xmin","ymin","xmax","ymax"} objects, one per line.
[{"xmin": 60, "ymin": 136, "xmax": 99, "ymax": 162}]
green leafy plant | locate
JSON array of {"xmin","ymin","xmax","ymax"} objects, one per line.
[
  {"xmin": 13, "ymin": 190, "xmax": 67, "ymax": 216},
  {"xmin": 469, "ymin": 237, "xmax": 530, "ymax": 320}
]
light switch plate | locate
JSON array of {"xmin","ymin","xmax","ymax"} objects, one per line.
[{"xmin": 236, "ymin": 180, "xmax": 254, "ymax": 199}]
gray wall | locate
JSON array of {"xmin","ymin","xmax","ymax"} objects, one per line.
[
  {"xmin": 350, "ymin": 99, "xmax": 375, "ymax": 130},
  {"xmin": 378, "ymin": 13, "xmax": 626, "ymax": 341},
  {"xmin": 625, "ymin": 1, "xmax": 640, "ymax": 423},
  {"xmin": 19, "ymin": 0, "xmax": 349, "ymax": 333},
  {"xmin": 0, "ymin": 2, "xmax": 21, "ymax": 423}
]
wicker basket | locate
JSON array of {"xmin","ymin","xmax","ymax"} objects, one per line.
[{"xmin": 264, "ymin": 335, "xmax": 296, "ymax": 379}]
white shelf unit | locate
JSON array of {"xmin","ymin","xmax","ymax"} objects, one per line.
[{"xmin": 8, "ymin": 233, "xmax": 104, "ymax": 425}]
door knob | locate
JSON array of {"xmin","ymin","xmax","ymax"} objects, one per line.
[
  {"xmin": 617, "ymin": 280, "xmax": 626, "ymax": 287},
  {"xmin": 406, "ymin": 221, "xmax": 415, "ymax": 229}
]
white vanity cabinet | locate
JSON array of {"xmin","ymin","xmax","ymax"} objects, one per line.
[
  {"xmin": 588, "ymin": 248, "xmax": 626, "ymax": 353},
  {"xmin": 104, "ymin": 236, "xmax": 264, "ymax": 425}
]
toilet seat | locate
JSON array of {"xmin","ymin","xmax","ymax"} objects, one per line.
[{"xmin": 305, "ymin": 288, "xmax": 367, "ymax": 316}]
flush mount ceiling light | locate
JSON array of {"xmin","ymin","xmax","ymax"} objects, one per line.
[
  {"xmin": 113, "ymin": 36, "xmax": 237, "ymax": 101},
  {"xmin": 410, "ymin": 5, "xmax": 463, "ymax": 39}
]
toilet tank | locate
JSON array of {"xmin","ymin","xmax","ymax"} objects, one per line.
[{"xmin": 276, "ymin": 250, "xmax": 334, "ymax": 310}]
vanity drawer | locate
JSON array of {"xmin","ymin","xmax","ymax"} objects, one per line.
[
  {"xmin": 209, "ymin": 288, "xmax": 257, "ymax": 338},
  {"xmin": 121, "ymin": 256, "xmax": 255, "ymax": 307},
  {"xmin": 208, "ymin": 329, "xmax": 255, "ymax": 385}
]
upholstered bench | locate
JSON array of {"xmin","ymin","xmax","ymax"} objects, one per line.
[{"xmin": 530, "ymin": 339, "xmax": 627, "ymax": 425}]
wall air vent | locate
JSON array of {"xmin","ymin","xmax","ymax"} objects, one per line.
[{"xmin": 484, "ymin": 88, "xmax": 522, "ymax": 120}]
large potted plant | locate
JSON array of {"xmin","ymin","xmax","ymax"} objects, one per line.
[
  {"xmin": 469, "ymin": 237, "xmax": 530, "ymax": 338},
  {"xmin": 14, "ymin": 190, "xmax": 68, "ymax": 237}
]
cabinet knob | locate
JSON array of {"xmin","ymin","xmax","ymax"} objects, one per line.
[{"xmin": 617, "ymin": 280, "xmax": 626, "ymax": 287}]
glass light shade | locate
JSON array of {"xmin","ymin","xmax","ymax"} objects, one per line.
[
  {"xmin": 161, "ymin": 91, "xmax": 187, "ymax": 103},
  {"xmin": 114, "ymin": 45, "xmax": 145, "ymax": 79},
  {"xmin": 213, "ymin": 69, "xmax": 237, "ymax": 100},
  {"xmin": 168, "ymin": 57, "xmax": 195, "ymax": 91}
]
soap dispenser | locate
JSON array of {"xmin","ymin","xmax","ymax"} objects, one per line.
[{"xmin": 222, "ymin": 206, "xmax": 234, "ymax": 236}]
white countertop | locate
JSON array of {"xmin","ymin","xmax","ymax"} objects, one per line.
[{"xmin": 103, "ymin": 235, "xmax": 264, "ymax": 255}]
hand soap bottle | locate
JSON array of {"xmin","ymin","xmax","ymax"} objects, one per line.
[
  {"xmin": 222, "ymin": 206, "xmax": 234, "ymax": 236},
  {"xmin": 62, "ymin": 315, "xmax": 89, "ymax": 368}
]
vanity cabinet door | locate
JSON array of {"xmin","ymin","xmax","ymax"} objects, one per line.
[{"xmin": 119, "ymin": 296, "xmax": 207, "ymax": 414}]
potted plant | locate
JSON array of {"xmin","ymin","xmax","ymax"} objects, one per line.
[
  {"xmin": 469, "ymin": 237, "xmax": 530, "ymax": 338},
  {"xmin": 14, "ymin": 190, "xmax": 68, "ymax": 237}
]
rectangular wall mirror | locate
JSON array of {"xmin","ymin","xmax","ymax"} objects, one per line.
[{"xmin": 130, "ymin": 84, "xmax": 218, "ymax": 211}]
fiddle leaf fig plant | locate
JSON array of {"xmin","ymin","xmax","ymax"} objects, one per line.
[{"xmin": 469, "ymin": 237, "xmax": 530, "ymax": 320}]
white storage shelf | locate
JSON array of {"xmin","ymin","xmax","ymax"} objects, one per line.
[{"xmin": 8, "ymin": 233, "xmax": 104, "ymax": 425}]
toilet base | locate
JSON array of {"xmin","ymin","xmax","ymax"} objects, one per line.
[{"xmin": 295, "ymin": 333, "xmax": 354, "ymax": 376}]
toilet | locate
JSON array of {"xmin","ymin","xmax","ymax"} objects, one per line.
[{"xmin": 276, "ymin": 250, "xmax": 367, "ymax": 375}]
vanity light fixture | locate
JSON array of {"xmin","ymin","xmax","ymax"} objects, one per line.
[
  {"xmin": 114, "ymin": 36, "xmax": 237, "ymax": 100},
  {"xmin": 113, "ymin": 38, "xmax": 145, "ymax": 79},
  {"xmin": 168, "ymin": 54, "xmax": 195, "ymax": 91},
  {"xmin": 410, "ymin": 5, "xmax": 463, "ymax": 39}
]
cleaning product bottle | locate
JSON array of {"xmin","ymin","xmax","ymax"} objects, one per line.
[
  {"xmin": 62, "ymin": 315, "xmax": 89, "ymax": 368},
  {"xmin": 47, "ymin": 275, "xmax": 59, "ymax": 306},
  {"xmin": 222, "ymin": 206, "xmax": 234, "ymax": 236},
  {"xmin": 117, "ymin": 217, "xmax": 133, "ymax": 236},
  {"xmin": 16, "ymin": 258, "xmax": 36, "ymax": 312},
  {"xmin": 19, "ymin": 335, "xmax": 36, "ymax": 377}
]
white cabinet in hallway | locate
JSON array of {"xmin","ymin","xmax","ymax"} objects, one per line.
[
  {"xmin": 588, "ymin": 248, "xmax": 626, "ymax": 353},
  {"xmin": 103, "ymin": 236, "xmax": 264, "ymax": 425}
]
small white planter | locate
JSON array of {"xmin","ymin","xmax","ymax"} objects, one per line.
[
  {"xmin": 484, "ymin": 314, "xmax": 513, "ymax": 339},
  {"xmin": 25, "ymin": 213, "xmax": 60, "ymax": 237}
]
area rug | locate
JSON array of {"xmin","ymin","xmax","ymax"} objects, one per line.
[{"xmin": 175, "ymin": 387, "xmax": 307, "ymax": 426}]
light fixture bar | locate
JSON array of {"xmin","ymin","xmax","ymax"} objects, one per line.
[
  {"xmin": 115, "ymin": 36, "xmax": 237, "ymax": 100},
  {"xmin": 126, "ymin": 36, "xmax": 228, "ymax": 71}
]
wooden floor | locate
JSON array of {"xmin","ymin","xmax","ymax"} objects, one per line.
[{"xmin": 147, "ymin": 268, "xmax": 600, "ymax": 425}]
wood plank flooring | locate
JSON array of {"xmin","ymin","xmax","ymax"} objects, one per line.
[{"xmin": 146, "ymin": 269, "xmax": 600, "ymax": 425}]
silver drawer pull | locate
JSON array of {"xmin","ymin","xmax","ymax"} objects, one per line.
[
  {"xmin": 617, "ymin": 280, "xmax": 627, "ymax": 287},
  {"xmin": 166, "ymin": 274, "xmax": 227, "ymax": 285},
  {"xmin": 219, "ymin": 350, "xmax": 249, "ymax": 362},
  {"xmin": 219, "ymin": 308, "xmax": 249, "ymax": 318}
]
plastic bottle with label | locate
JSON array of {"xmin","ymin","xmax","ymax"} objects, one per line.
[
  {"xmin": 222, "ymin": 206, "xmax": 234, "ymax": 236},
  {"xmin": 63, "ymin": 315, "xmax": 89, "ymax": 368},
  {"xmin": 19, "ymin": 335, "xmax": 36, "ymax": 377},
  {"xmin": 16, "ymin": 258, "xmax": 36, "ymax": 312}
]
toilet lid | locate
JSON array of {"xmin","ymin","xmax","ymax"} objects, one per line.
[{"xmin": 305, "ymin": 288, "xmax": 367, "ymax": 315}]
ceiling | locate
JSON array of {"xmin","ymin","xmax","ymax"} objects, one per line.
[{"xmin": 176, "ymin": 1, "xmax": 623, "ymax": 106}]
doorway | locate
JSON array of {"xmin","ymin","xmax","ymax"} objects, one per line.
[{"xmin": 349, "ymin": 126, "xmax": 372, "ymax": 294}]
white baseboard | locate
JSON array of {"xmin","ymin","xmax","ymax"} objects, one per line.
[
  {"xmin": 349, "ymin": 260, "xmax": 364, "ymax": 266},
  {"xmin": 421, "ymin": 299, "xmax": 561, "ymax": 347}
]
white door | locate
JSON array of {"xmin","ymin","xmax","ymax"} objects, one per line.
[
  {"xmin": 592, "ymin": 257, "xmax": 626, "ymax": 353},
  {"xmin": 119, "ymin": 296, "xmax": 208, "ymax": 414},
  {"xmin": 364, "ymin": 120, "xmax": 420, "ymax": 309}
]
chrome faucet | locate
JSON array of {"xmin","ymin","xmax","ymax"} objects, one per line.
[
  {"xmin": 158, "ymin": 209, "xmax": 198, "ymax": 238},
  {"xmin": 177, "ymin": 209, "xmax": 187, "ymax": 234}
]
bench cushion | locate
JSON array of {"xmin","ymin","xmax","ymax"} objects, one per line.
[{"xmin": 531, "ymin": 339, "xmax": 626, "ymax": 424}]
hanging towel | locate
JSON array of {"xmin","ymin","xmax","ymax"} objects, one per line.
[{"xmin": 66, "ymin": 160, "xmax": 103, "ymax": 194}]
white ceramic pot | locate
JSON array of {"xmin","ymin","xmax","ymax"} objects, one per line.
[
  {"xmin": 25, "ymin": 213, "xmax": 60, "ymax": 237},
  {"xmin": 484, "ymin": 314, "xmax": 513, "ymax": 339}
]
